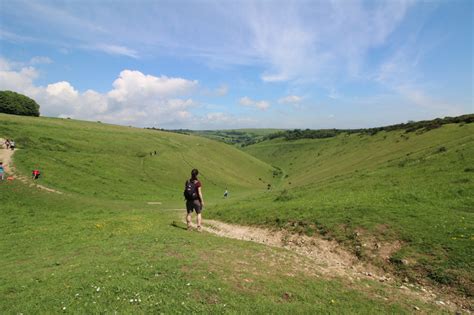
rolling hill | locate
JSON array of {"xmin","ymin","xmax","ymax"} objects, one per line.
[
  {"xmin": 1, "ymin": 112, "xmax": 472, "ymax": 313},
  {"xmin": 210, "ymin": 121, "xmax": 474, "ymax": 296},
  {"xmin": 0, "ymin": 114, "xmax": 275, "ymax": 202}
]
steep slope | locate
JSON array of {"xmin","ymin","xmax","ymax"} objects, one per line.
[
  {"xmin": 210, "ymin": 123, "xmax": 474, "ymax": 296},
  {"xmin": 0, "ymin": 114, "xmax": 275, "ymax": 201}
]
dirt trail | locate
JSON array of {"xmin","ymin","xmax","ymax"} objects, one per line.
[
  {"xmin": 0, "ymin": 138, "xmax": 63, "ymax": 194},
  {"xmin": 186, "ymin": 219, "xmax": 470, "ymax": 313}
]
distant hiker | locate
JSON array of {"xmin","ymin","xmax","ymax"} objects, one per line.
[
  {"xmin": 224, "ymin": 188, "xmax": 228, "ymax": 198},
  {"xmin": 184, "ymin": 168, "xmax": 204, "ymax": 231},
  {"xmin": 0, "ymin": 162, "xmax": 4, "ymax": 180},
  {"xmin": 154, "ymin": 151, "xmax": 157, "ymax": 155},
  {"xmin": 9, "ymin": 140, "xmax": 15, "ymax": 150},
  {"xmin": 4, "ymin": 139, "xmax": 10, "ymax": 149},
  {"xmin": 32, "ymin": 169, "xmax": 41, "ymax": 180}
]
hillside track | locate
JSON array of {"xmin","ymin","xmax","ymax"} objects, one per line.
[
  {"xmin": 0, "ymin": 138, "xmax": 62, "ymax": 194},
  {"xmin": 187, "ymin": 219, "xmax": 472, "ymax": 313}
]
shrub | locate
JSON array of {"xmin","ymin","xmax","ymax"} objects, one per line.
[
  {"xmin": 274, "ymin": 189, "xmax": 294, "ymax": 202},
  {"xmin": 0, "ymin": 90, "xmax": 40, "ymax": 117}
]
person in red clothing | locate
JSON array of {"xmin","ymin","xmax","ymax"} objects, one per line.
[
  {"xmin": 184, "ymin": 168, "xmax": 204, "ymax": 231},
  {"xmin": 32, "ymin": 169, "xmax": 41, "ymax": 180}
]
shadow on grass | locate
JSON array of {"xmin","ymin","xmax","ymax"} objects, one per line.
[{"xmin": 171, "ymin": 220, "xmax": 187, "ymax": 230}]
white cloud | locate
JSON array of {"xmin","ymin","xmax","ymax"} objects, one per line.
[
  {"xmin": 239, "ymin": 96, "xmax": 254, "ymax": 107},
  {"xmin": 108, "ymin": 70, "xmax": 197, "ymax": 103},
  {"xmin": 1, "ymin": 1, "xmax": 415, "ymax": 79},
  {"xmin": 278, "ymin": 95, "xmax": 302, "ymax": 105},
  {"xmin": 239, "ymin": 96, "xmax": 270, "ymax": 111},
  {"xmin": 29, "ymin": 56, "xmax": 53, "ymax": 65},
  {"xmin": 90, "ymin": 44, "xmax": 139, "ymax": 58},
  {"xmin": 255, "ymin": 100, "xmax": 270, "ymax": 110},
  {"xmin": 0, "ymin": 58, "xmax": 202, "ymax": 127},
  {"xmin": 373, "ymin": 40, "xmax": 463, "ymax": 115},
  {"xmin": 192, "ymin": 112, "xmax": 256, "ymax": 129},
  {"xmin": 215, "ymin": 85, "xmax": 229, "ymax": 96},
  {"xmin": 0, "ymin": 58, "xmax": 40, "ymax": 94}
]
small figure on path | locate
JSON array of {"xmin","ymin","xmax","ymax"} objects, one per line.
[
  {"xmin": 9, "ymin": 140, "xmax": 15, "ymax": 150},
  {"xmin": 183, "ymin": 168, "xmax": 204, "ymax": 231},
  {"xmin": 4, "ymin": 139, "xmax": 10, "ymax": 149},
  {"xmin": 224, "ymin": 188, "xmax": 228, "ymax": 198},
  {"xmin": 0, "ymin": 162, "xmax": 5, "ymax": 180},
  {"xmin": 32, "ymin": 169, "xmax": 41, "ymax": 180}
]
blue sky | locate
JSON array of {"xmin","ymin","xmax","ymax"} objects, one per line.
[{"xmin": 0, "ymin": 0, "xmax": 472, "ymax": 129}]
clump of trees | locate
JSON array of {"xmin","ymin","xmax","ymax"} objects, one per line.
[{"xmin": 0, "ymin": 90, "xmax": 40, "ymax": 117}]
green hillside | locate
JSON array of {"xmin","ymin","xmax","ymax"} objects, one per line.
[
  {"xmin": 0, "ymin": 114, "xmax": 275, "ymax": 202},
  {"xmin": 1, "ymin": 113, "xmax": 444, "ymax": 313},
  {"xmin": 210, "ymin": 122, "xmax": 474, "ymax": 295}
]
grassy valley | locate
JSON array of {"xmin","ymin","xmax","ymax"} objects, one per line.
[
  {"xmin": 210, "ymin": 121, "xmax": 474, "ymax": 297},
  {"xmin": 1, "ymin": 112, "xmax": 472, "ymax": 313}
]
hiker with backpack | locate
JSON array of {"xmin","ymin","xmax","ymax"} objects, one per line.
[
  {"xmin": 184, "ymin": 168, "xmax": 204, "ymax": 231},
  {"xmin": 4, "ymin": 139, "xmax": 10, "ymax": 149}
]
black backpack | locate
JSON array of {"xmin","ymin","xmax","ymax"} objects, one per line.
[{"xmin": 183, "ymin": 180, "xmax": 197, "ymax": 200}]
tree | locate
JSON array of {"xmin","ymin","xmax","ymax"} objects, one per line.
[{"xmin": 0, "ymin": 90, "xmax": 40, "ymax": 117}]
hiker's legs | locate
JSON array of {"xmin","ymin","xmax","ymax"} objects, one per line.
[
  {"xmin": 186, "ymin": 213, "xmax": 192, "ymax": 228},
  {"xmin": 185, "ymin": 200, "xmax": 193, "ymax": 228},
  {"xmin": 197, "ymin": 213, "xmax": 202, "ymax": 228}
]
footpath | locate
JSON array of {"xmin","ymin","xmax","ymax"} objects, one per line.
[
  {"xmin": 186, "ymin": 218, "xmax": 470, "ymax": 313},
  {"xmin": 0, "ymin": 138, "xmax": 62, "ymax": 194}
]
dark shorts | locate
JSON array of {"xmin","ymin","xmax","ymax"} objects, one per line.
[{"xmin": 186, "ymin": 199, "xmax": 202, "ymax": 214}]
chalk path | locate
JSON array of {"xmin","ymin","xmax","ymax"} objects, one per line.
[{"xmin": 0, "ymin": 138, "xmax": 62, "ymax": 194}]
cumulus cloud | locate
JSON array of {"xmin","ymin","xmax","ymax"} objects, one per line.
[
  {"xmin": 0, "ymin": 57, "xmax": 200, "ymax": 127},
  {"xmin": 278, "ymin": 95, "xmax": 302, "ymax": 105},
  {"xmin": 239, "ymin": 96, "xmax": 270, "ymax": 110}
]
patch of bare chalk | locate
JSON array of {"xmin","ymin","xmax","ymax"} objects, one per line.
[{"xmin": 187, "ymin": 219, "xmax": 468, "ymax": 314}]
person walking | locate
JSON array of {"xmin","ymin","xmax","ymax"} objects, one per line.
[
  {"xmin": 0, "ymin": 162, "xmax": 5, "ymax": 180},
  {"xmin": 9, "ymin": 140, "xmax": 15, "ymax": 150},
  {"xmin": 184, "ymin": 169, "xmax": 204, "ymax": 231}
]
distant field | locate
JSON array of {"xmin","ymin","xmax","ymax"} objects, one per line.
[
  {"xmin": 163, "ymin": 128, "xmax": 285, "ymax": 147},
  {"xmin": 210, "ymin": 123, "xmax": 474, "ymax": 295}
]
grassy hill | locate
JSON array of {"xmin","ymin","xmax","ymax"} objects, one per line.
[
  {"xmin": 0, "ymin": 113, "xmax": 442, "ymax": 313},
  {"xmin": 210, "ymin": 122, "xmax": 474, "ymax": 296},
  {"xmin": 0, "ymin": 114, "xmax": 275, "ymax": 202},
  {"xmin": 1, "ymin": 112, "xmax": 472, "ymax": 312}
]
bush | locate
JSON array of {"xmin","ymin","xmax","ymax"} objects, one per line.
[{"xmin": 0, "ymin": 90, "xmax": 40, "ymax": 117}]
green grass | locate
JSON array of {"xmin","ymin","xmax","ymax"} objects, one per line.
[
  {"xmin": 1, "ymin": 178, "xmax": 436, "ymax": 313},
  {"xmin": 0, "ymin": 114, "xmax": 275, "ymax": 201},
  {"xmin": 210, "ymin": 123, "xmax": 474, "ymax": 295},
  {"xmin": 0, "ymin": 113, "xmax": 470, "ymax": 312}
]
